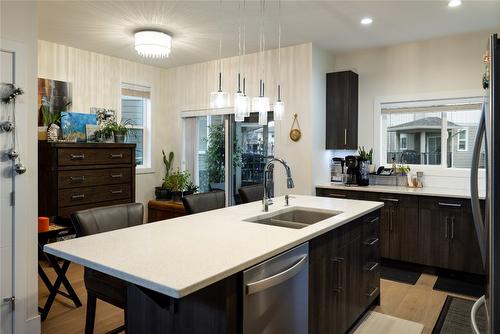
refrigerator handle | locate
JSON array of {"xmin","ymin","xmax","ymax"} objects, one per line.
[{"xmin": 470, "ymin": 102, "xmax": 487, "ymax": 268}]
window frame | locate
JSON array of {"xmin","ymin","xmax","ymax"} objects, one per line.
[
  {"xmin": 457, "ymin": 128, "xmax": 468, "ymax": 152},
  {"xmin": 374, "ymin": 90, "xmax": 484, "ymax": 175},
  {"xmin": 120, "ymin": 83, "xmax": 152, "ymax": 173}
]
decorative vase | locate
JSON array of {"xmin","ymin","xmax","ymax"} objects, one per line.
[
  {"xmin": 358, "ymin": 160, "xmax": 370, "ymax": 186},
  {"xmin": 114, "ymin": 133, "xmax": 125, "ymax": 143},
  {"xmin": 47, "ymin": 124, "xmax": 60, "ymax": 142}
]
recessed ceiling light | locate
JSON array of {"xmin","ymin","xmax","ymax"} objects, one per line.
[
  {"xmin": 361, "ymin": 17, "xmax": 373, "ymax": 25},
  {"xmin": 448, "ymin": 0, "xmax": 462, "ymax": 8}
]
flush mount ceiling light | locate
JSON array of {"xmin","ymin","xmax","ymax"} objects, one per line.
[
  {"xmin": 134, "ymin": 30, "xmax": 172, "ymax": 59},
  {"xmin": 448, "ymin": 0, "xmax": 462, "ymax": 7},
  {"xmin": 360, "ymin": 17, "xmax": 373, "ymax": 25}
]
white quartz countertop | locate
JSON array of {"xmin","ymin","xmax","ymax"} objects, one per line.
[
  {"xmin": 44, "ymin": 195, "xmax": 382, "ymax": 298},
  {"xmin": 316, "ymin": 183, "xmax": 485, "ymax": 199}
]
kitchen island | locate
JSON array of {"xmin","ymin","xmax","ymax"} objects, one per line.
[{"xmin": 44, "ymin": 195, "xmax": 383, "ymax": 333}]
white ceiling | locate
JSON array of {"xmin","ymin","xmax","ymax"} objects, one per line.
[{"xmin": 38, "ymin": 1, "xmax": 500, "ymax": 69}]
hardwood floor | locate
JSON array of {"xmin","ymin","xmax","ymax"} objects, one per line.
[{"xmin": 39, "ymin": 262, "xmax": 476, "ymax": 334}]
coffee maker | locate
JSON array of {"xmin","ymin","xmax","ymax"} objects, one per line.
[
  {"xmin": 345, "ymin": 155, "xmax": 359, "ymax": 186},
  {"xmin": 330, "ymin": 158, "xmax": 345, "ymax": 183}
]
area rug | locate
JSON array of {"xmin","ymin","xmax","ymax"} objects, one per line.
[
  {"xmin": 432, "ymin": 296, "xmax": 486, "ymax": 334},
  {"xmin": 380, "ymin": 265, "xmax": 421, "ymax": 285},
  {"xmin": 351, "ymin": 311, "xmax": 424, "ymax": 334},
  {"xmin": 433, "ymin": 276, "xmax": 485, "ymax": 298}
]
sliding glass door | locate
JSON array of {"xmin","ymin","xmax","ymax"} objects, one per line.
[{"xmin": 184, "ymin": 111, "xmax": 274, "ymax": 206}]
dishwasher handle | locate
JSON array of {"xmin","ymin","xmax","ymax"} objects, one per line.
[{"xmin": 246, "ymin": 254, "xmax": 308, "ymax": 295}]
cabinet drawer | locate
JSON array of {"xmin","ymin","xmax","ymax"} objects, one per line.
[
  {"xmin": 316, "ymin": 188, "xmax": 360, "ymax": 199},
  {"xmin": 58, "ymin": 148, "xmax": 132, "ymax": 166},
  {"xmin": 58, "ymin": 168, "xmax": 132, "ymax": 189},
  {"xmin": 58, "ymin": 184, "xmax": 131, "ymax": 207},
  {"xmin": 419, "ymin": 197, "xmax": 469, "ymax": 211}
]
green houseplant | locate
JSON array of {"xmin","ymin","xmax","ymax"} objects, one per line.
[
  {"xmin": 155, "ymin": 150, "xmax": 175, "ymax": 200},
  {"xmin": 358, "ymin": 146, "xmax": 375, "ymax": 174},
  {"xmin": 164, "ymin": 169, "xmax": 190, "ymax": 201}
]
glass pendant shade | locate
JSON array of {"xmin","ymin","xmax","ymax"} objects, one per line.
[
  {"xmin": 234, "ymin": 92, "xmax": 247, "ymax": 122},
  {"xmin": 274, "ymin": 100, "xmax": 285, "ymax": 121},
  {"xmin": 210, "ymin": 91, "xmax": 230, "ymax": 108},
  {"xmin": 252, "ymin": 96, "xmax": 270, "ymax": 125}
]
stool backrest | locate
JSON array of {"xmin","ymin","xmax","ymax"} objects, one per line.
[
  {"xmin": 238, "ymin": 185, "xmax": 264, "ymax": 204},
  {"xmin": 71, "ymin": 203, "xmax": 144, "ymax": 237},
  {"xmin": 182, "ymin": 191, "xmax": 225, "ymax": 214}
]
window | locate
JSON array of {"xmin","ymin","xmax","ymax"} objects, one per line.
[
  {"xmin": 380, "ymin": 97, "xmax": 485, "ymax": 168},
  {"xmin": 121, "ymin": 83, "xmax": 151, "ymax": 169},
  {"xmin": 457, "ymin": 128, "xmax": 468, "ymax": 151}
]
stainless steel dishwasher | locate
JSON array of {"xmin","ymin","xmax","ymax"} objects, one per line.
[{"xmin": 243, "ymin": 242, "xmax": 309, "ymax": 334}]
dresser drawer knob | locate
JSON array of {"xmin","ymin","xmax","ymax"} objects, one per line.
[
  {"xmin": 111, "ymin": 174, "xmax": 123, "ymax": 178},
  {"xmin": 70, "ymin": 154, "xmax": 85, "ymax": 160},
  {"xmin": 71, "ymin": 194, "xmax": 85, "ymax": 200},
  {"xmin": 110, "ymin": 154, "xmax": 124, "ymax": 159},
  {"xmin": 69, "ymin": 176, "xmax": 85, "ymax": 182},
  {"xmin": 110, "ymin": 189, "xmax": 123, "ymax": 194}
]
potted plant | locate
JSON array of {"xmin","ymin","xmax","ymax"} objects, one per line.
[
  {"xmin": 163, "ymin": 169, "xmax": 190, "ymax": 201},
  {"xmin": 357, "ymin": 146, "xmax": 372, "ymax": 186},
  {"xmin": 155, "ymin": 150, "xmax": 174, "ymax": 200},
  {"xmin": 397, "ymin": 164, "xmax": 411, "ymax": 187},
  {"xmin": 41, "ymin": 104, "xmax": 64, "ymax": 142},
  {"xmin": 112, "ymin": 122, "xmax": 129, "ymax": 143},
  {"xmin": 184, "ymin": 180, "xmax": 199, "ymax": 196},
  {"xmin": 95, "ymin": 120, "xmax": 115, "ymax": 143}
]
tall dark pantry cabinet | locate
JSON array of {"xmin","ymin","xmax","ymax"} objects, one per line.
[{"xmin": 326, "ymin": 70, "xmax": 359, "ymax": 150}]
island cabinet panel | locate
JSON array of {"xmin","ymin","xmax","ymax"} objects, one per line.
[
  {"xmin": 126, "ymin": 274, "xmax": 239, "ymax": 334},
  {"xmin": 309, "ymin": 211, "xmax": 381, "ymax": 334},
  {"xmin": 418, "ymin": 197, "xmax": 484, "ymax": 275}
]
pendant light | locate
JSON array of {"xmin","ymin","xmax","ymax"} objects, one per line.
[
  {"xmin": 234, "ymin": 3, "xmax": 247, "ymax": 122},
  {"xmin": 210, "ymin": 1, "xmax": 230, "ymax": 109},
  {"xmin": 273, "ymin": 8, "xmax": 285, "ymax": 121},
  {"xmin": 253, "ymin": 0, "xmax": 270, "ymax": 125}
]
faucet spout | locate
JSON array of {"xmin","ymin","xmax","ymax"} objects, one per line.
[{"xmin": 263, "ymin": 158, "xmax": 294, "ymax": 212}]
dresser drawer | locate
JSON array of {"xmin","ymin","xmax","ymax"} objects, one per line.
[
  {"xmin": 58, "ymin": 168, "xmax": 132, "ymax": 189},
  {"xmin": 58, "ymin": 148, "xmax": 132, "ymax": 166},
  {"xmin": 58, "ymin": 199, "xmax": 132, "ymax": 218},
  {"xmin": 58, "ymin": 184, "xmax": 131, "ymax": 207}
]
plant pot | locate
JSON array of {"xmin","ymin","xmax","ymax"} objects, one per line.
[
  {"xmin": 368, "ymin": 164, "xmax": 376, "ymax": 174},
  {"xmin": 155, "ymin": 187, "xmax": 172, "ymax": 200},
  {"xmin": 397, "ymin": 175, "xmax": 408, "ymax": 187},
  {"xmin": 114, "ymin": 133, "xmax": 125, "ymax": 143},
  {"xmin": 171, "ymin": 191, "xmax": 183, "ymax": 202}
]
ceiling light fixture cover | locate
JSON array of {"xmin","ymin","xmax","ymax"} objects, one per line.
[
  {"xmin": 360, "ymin": 17, "xmax": 373, "ymax": 25},
  {"xmin": 448, "ymin": 0, "xmax": 462, "ymax": 7},
  {"xmin": 134, "ymin": 30, "xmax": 172, "ymax": 58}
]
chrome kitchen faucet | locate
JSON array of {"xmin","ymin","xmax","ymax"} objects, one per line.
[{"xmin": 263, "ymin": 158, "xmax": 295, "ymax": 212}]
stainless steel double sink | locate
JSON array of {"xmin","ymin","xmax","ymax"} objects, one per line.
[{"xmin": 244, "ymin": 207, "xmax": 341, "ymax": 229}]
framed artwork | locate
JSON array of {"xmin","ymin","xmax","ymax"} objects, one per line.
[
  {"xmin": 37, "ymin": 78, "xmax": 71, "ymax": 126},
  {"xmin": 61, "ymin": 112, "xmax": 97, "ymax": 142},
  {"xmin": 90, "ymin": 107, "xmax": 116, "ymax": 126},
  {"xmin": 85, "ymin": 124, "xmax": 99, "ymax": 142}
]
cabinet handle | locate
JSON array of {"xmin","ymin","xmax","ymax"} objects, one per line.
[
  {"xmin": 70, "ymin": 153, "xmax": 85, "ymax": 160},
  {"xmin": 365, "ymin": 262, "xmax": 380, "ymax": 272},
  {"xmin": 344, "ymin": 128, "xmax": 347, "ymax": 145},
  {"xmin": 111, "ymin": 174, "xmax": 123, "ymax": 178},
  {"xmin": 444, "ymin": 216, "xmax": 449, "ymax": 239},
  {"xmin": 110, "ymin": 189, "xmax": 123, "ymax": 194},
  {"xmin": 366, "ymin": 287, "xmax": 379, "ymax": 297},
  {"xmin": 366, "ymin": 216, "xmax": 380, "ymax": 224},
  {"xmin": 110, "ymin": 153, "xmax": 124, "ymax": 159},
  {"xmin": 438, "ymin": 202, "xmax": 462, "ymax": 208},
  {"xmin": 69, "ymin": 176, "xmax": 85, "ymax": 182},
  {"xmin": 327, "ymin": 193, "xmax": 347, "ymax": 198},
  {"xmin": 451, "ymin": 217, "xmax": 455, "ymax": 240},
  {"xmin": 71, "ymin": 194, "xmax": 85, "ymax": 200},
  {"xmin": 380, "ymin": 197, "xmax": 399, "ymax": 203},
  {"xmin": 332, "ymin": 257, "xmax": 344, "ymax": 293},
  {"xmin": 390, "ymin": 209, "xmax": 394, "ymax": 231},
  {"xmin": 364, "ymin": 238, "xmax": 379, "ymax": 246}
]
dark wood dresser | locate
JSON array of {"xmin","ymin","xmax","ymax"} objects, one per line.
[{"xmin": 38, "ymin": 142, "xmax": 136, "ymax": 222}]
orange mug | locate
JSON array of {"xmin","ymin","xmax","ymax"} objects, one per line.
[{"xmin": 38, "ymin": 217, "xmax": 49, "ymax": 232}]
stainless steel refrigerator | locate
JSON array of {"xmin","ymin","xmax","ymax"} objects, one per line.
[{"xmin": 471, "ymin": 33, "xmax": 500, "ymax": 334}]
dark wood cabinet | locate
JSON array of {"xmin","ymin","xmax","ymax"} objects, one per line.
[
  {"xmin": 326, "ymin": 71, "xmax": 358, "ymax": 150},
  {"xmin": 419, "ymin": 197, "xmax": 484, "ymax": 274},
  {"xmin": 316, "ymin": 187, "xmax": 485, "ymax": 275},
  {"xmin": 38, "ymin": 142, "xmax": 136, "ymax": 222},
  {"xmin": 309, "ymin": 211, "xmax": 380, "ymax": 334}
]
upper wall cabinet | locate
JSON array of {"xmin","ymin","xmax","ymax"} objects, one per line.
[{"xmin": 326, "ymin": 71, "xmax": 358, "ymax": 150}]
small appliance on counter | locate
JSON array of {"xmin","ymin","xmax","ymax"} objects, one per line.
[
  {"xmin": 330, "ymin": 157, "xmax": 345, "ymax": 183},
  {"xmin": 344, "ymin": 155, "xmax": 359, "ymax": 186}
]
